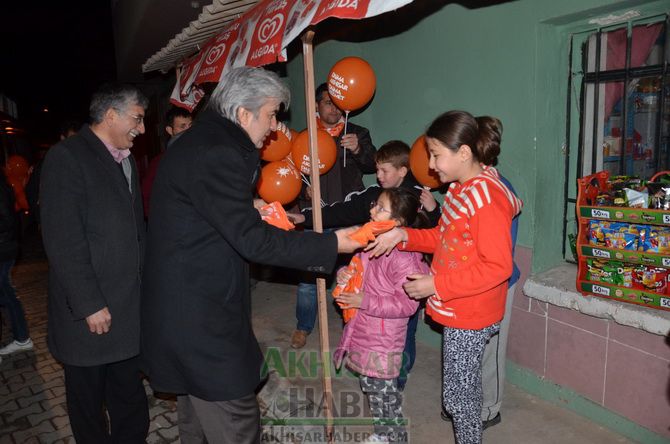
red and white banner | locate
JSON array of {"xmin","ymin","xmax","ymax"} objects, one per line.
[{"xmin": 170, "ymin": 0, "xmax": 414, "ymax": 110}]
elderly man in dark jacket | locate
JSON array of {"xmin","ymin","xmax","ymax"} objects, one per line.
[
  {"xmin": 141, "ymin": 67, "xmax": 359, "ymax": 444},
  {"xmin": 40, "ymin": 83, "xmax": 149, "ymax": 443}
]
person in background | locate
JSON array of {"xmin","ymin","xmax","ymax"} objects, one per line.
[
  {"xmin": 367, "ymin": 110, "xmax": 522, "ymax": 444},
  {"xmin": 40, "ymin": 83, "xmax": 149, "ymax": 443},
  {"xmin": 141, "ymin": 106, "xmax": 193, "ymax": 217},
  {"xmin": 140, "ymin": 67, "xmax": 360, "ymax": 444},
  {"xmin": 26, "ymin": 119, "xmax": 82, "ymax": 231},
  {"xmin": 0, "ymin": 168, "xmax": 32, "ymax": 363},
  {"xmin": 291, "ymin": 82, "xmax": 377, "ymax": 349}
]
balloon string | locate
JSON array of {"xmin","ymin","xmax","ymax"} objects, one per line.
[
  {"xmin": 343, "ymin": 111, "xmax": 349, "ymax": 168},
  {"xmin": 286, "ymin": 151, "xmax": 325, "ymax": 207}
]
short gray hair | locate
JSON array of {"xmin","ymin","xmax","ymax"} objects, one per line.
[
  {"xmin": 89, "ymin": 83, "xmax": 149, "ymax": 124},
  {"xmin": 209, "ymin": 67, "xmax": 290, "ymax": 123}
]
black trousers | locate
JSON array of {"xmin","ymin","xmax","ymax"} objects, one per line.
[{"xmin": 63, "ymin": 356, "xmax": 149, "ymax": 444}]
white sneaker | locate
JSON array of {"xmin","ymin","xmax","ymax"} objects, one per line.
[
  {"xmin": 361, "ymin": 433, "xmax": 389, "ymax": 443},
  {"xmin": 0, "ymin": 339, "xmax": 34, "ymax": 355}
]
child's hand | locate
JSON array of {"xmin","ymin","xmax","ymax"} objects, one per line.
[
  {"xmin": 286, "ymin": 212, "xmax": 306, "ymax": 224},
  {"xmin": 419, "ymin": 188, "xmax": 438, "ymax": 212},
  {"xmin": 403, "ymin": 274, "xmax": 435, "ymax": 299},
  {"xmin": 336, "ymin": 267, "xmax": 353, "ymax": 286},
  {"xmin": 364, "ymin": 227, "xmax": 407, "ymax": 257},
  {"xmin": 336, "ymin": 291, "xmax": 363, "ymax": 309}
]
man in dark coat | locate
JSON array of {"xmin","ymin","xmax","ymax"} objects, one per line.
[
  {"xmin": 140, "ymin": 67, "xmax": 359, "ymax": 444},
  {"xmin": 40, "ymin": 83, "xmax": 150, "ymax": 443}
]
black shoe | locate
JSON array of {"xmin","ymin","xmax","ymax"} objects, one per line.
[
  {"xmin": 440, "ymin": 410, "xmax": 501, "ymax": 430},
  {"xmin": 482, "ymin": 413, "xmax": 501, "ymax": 430}
]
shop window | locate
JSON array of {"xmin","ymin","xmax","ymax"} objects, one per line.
[{"xmin": 563, "ymin": 15, "xmax": 669, "ymax": 261}]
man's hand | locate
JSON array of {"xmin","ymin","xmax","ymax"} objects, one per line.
[
  {"xmin": 335, "ymin": 226, "xmax": 362, "ymax": 253},
  {"xmin": 403, "ymin": 274, "xmax": 435, "ymax": 300},
  {"xmin": 364, "ymin": 227, "xmax": 407, "ymax": 257},
  {"xmin": 340, "ymin": 134, "xmax": 360, "ymax": 154},
  {"xmin": 419, "ymin": 188, "xmax": 438, "ymax": 212},
  {"xmin": 336, "ymin": 291, "xmax": 364, "ymax": 309},
  {"xmin": 86, "ymin": 307, "xmax": 111, "ymax": 335}
]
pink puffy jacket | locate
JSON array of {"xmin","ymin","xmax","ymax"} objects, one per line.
[{"xmin": 334, "ymin": 249, "xmax": 429, "ymax": 379}]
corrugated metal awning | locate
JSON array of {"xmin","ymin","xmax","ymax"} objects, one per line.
[{"xmin": 142, "ymin": 0, "xmax": 258, "ymax": 74}]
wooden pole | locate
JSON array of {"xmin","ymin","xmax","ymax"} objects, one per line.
[{"xmin": 301, "ymin": 29, "xmax": 334, "ymax": 444}]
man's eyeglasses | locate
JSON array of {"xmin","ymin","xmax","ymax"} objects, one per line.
[
  {"xmin": 370, "ymin": 201, "xmax": 391, "ymax": 213},
  {"xmin": 116, "ymin": 109, "xmax": 144, "ymax": 125}
]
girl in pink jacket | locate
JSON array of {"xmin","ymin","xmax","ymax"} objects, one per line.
[{"xmin": 334, "ymin": 187, "xmax": 430, "ymax": 444}]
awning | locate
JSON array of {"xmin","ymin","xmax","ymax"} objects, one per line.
[{"xmin": 143, "ymin": 0, "xmax": 414, "ymax": 110}]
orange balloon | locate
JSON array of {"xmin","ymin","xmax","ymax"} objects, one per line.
[
  {"xmin": 291, "ymin": 129, "xmax": 337, "ymax": 176},
  {"xmin": 6, "ymin": 155, "xmax": 29, "ymax": 180},
  {"xmin": 327, "ymin": 57, "xmax": 376, "ymax": 112},
  {"xmin": 409, "ymin": 136, "xmax": 441, "ymax": 189},
  {"xmin": 257, "ymin": 160, "xmax": 302, "ymax": 205},
  {"xmin": 260, "ymin": 124, "xmax": 293, "ymax": 161}
]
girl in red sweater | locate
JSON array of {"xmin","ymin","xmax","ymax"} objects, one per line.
[{"xmin": 367, "ymin": 111, "xmax": 522, "ymax": 444}]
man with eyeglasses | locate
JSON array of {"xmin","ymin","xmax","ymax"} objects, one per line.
[{"xmin": 40, "ymin": 83, "xmax": 150, "ymax": 443}]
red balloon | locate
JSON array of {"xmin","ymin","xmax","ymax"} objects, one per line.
[
  {"xmin": 291, "ymin": 129, "xmax": 337, "ymax": 176},
  {"xmin": 327, "ymin": 57, "xmax": 376, "ymax": 112},
  {"xmin": 409, "ymin": 136, "xmax": 441, "ymax": 189},
  {"xmin": 257, "ymin": 160, "xmax": 302, "ymax": 205},
  {"xmin": 6, "ymin": 155, "xmax": 29, "ymax": 180},
  {"xmin": 260, "ymin": 124, "xmax": 293, "ymax": 161}
]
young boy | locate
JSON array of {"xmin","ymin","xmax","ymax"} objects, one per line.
[{"xmin": 291, "ymin": 140, "xmax": 440, "ymax": 228}]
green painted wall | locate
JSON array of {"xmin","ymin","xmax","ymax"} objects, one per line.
[{"xmin": 283, "ymin": 0, "xmax": 667, "ymax": 273}]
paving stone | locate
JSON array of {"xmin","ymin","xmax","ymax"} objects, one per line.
[
  {"xmin": 27, "ymin": 404, "xmax": 66, "ymax": 427},
  {"xmin": 50, "ymin": 386, "xmax": 65, "ymax": 398},
  {"xmin": 0, "ymin": 399, "xmax": 19, "ymax": 415},
  {"xmin": 7, "ymin": 401, "xmax": 44, "ymax": 423},
  {"xmin": 17, "ymin": 390, "xmax": 49, "ymax": 408},
  {"xmin": 38, "ymin": 424, "xmax": 72, "ymax": 444},
  {"xmin": 42, "ymin": 394, "xmax": 66, "ymax": 410},
  {"xmin": 11, "ymin": 419, "xmax": 55, "ymax": 443},
  {"xmin": 52, "ymin": 414, "xmax": 70, "ymax": 430},
  {"xmin": 158, "ymin": 425, "xmax": 180, "ymax": 441}
]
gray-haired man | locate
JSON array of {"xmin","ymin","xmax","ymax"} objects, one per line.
[{"xmin": 140, "ymin": 67, "xmax": 360, "ymax": 443}]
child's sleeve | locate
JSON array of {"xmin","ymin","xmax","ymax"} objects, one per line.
[
  {"xmin": 433, "ymin": 202, "xmax": 513, "ymax": 301},
  {"xmin": 360, "ymin": 253, "xmax": 422, "ymax": 319},
  {"xmin": 400, "ymin": 226, "xmax": 441, "ymax": 254}
]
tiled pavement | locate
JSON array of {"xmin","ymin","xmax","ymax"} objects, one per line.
[{"xmin": 0, "ymin": 232, "xmax": 180, "ymax": 444}]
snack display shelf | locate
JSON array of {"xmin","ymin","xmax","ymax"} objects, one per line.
[
  {"xmin": 577, "ymin": 280, "xmax": 670, "ymax": 311},
  {"xmin": 578, "ymin": 245, "xmax": 670, "ymax": 268},
  {"xmin": 576, "ymin": 170, "xmax": 670, "ymax": 312},
  {"xmin": 578, "ymin": 205, "xmax": 670, "ymax": 225}
]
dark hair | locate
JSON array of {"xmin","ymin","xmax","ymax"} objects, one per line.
[
  {"xmin": 375, "ymin": 140, "xmax": 410, "ymax": 169},
  {"xmin": 380, "ymin": 188, "xmax": 430, "ymax": 229},
  {"xmin": 165, "ymin": 107, "xmax": 192, "ymax": 127},
  {"xmin": 89, "ymin": 83, "xmax": 149, "ymax": 124},
  {"xmin": 315, "ymin": 83, "xmax": 329, "ymax": 103},
  {"xmin": 425, "ymin": 110, "xmax": 502, "ymax": 166},
  {"xmin": 59, "ymin": 119, "xmax": 82, "ymax": 137}
]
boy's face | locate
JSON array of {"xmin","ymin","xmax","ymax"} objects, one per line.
[{"xmin": 376, "ymin": 162, "xmax": 407, "ymax": 189}]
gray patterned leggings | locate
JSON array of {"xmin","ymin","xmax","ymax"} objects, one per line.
[
  {"xmin": 359, "ymin": 375, "xmax": 407, "ymax": 443},
  {"xmin": 442, "ymin": 324, "xmax": 500, "ymax": 444}
]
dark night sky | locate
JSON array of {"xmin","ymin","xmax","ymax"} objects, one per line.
[{"xmin": 0, "ymin": 1, "xmax": 117, "ymax": 147}]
